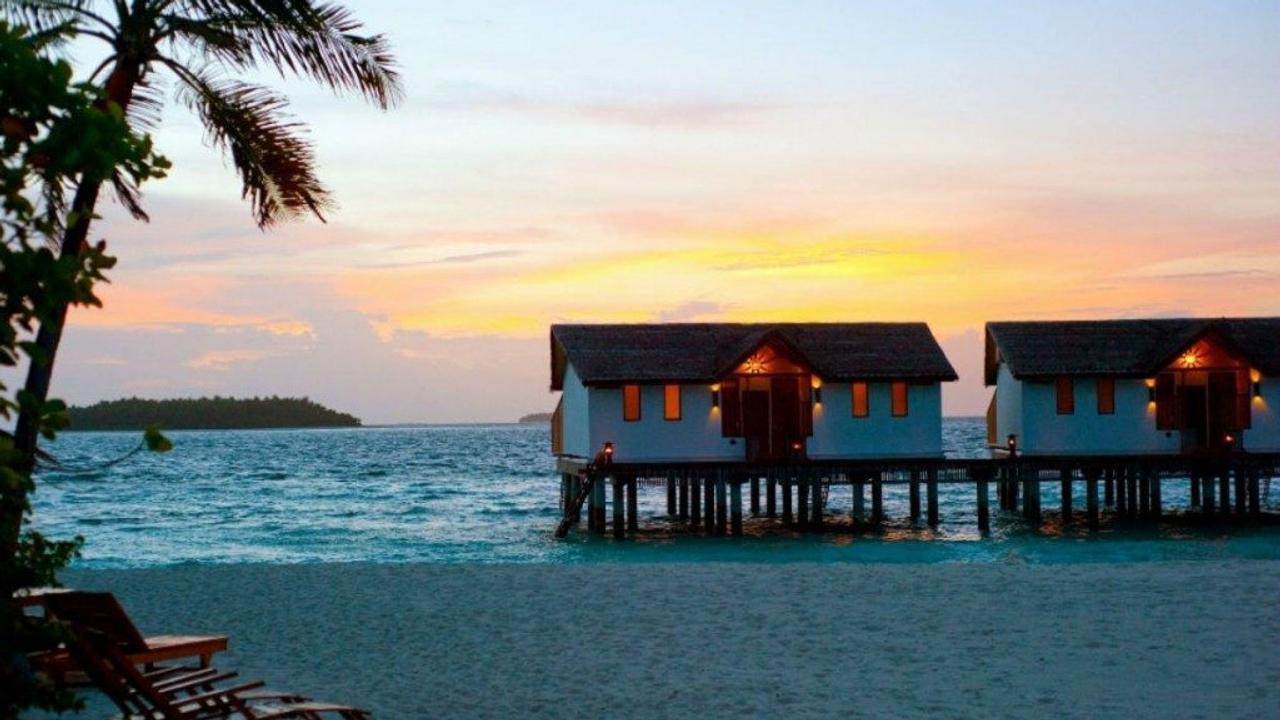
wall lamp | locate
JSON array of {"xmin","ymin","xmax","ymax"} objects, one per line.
[
  {"xmin": 1148, "ymin": 385, "xmax": 1157, "ymax": 403},
  {"xmin": 813, "ymin": 387, "xmax": 823, "ymax": 404},
  {"xmin": 1006, "ymin": 434, "xmax": 1018, "ymax": 456},
  {"xmin": 1254, "ymin": 381, "xmax": 1263, "ymax": 398},
  {"xmin": 711, "ymin": 387, "xmax": 720, "ymax": 408},
  {"xmin": 601, "ymin": 441, "xmax": 615, "ymax": 465}
]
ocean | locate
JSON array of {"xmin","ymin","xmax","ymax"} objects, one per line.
[{"xmin": 31, "ymin": 418, "xmax": 1280, "ymax": 568}]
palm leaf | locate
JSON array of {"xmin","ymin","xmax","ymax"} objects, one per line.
[{"xmin": 173, "ymin": 68, "xmax": 331, "ymax": 227}]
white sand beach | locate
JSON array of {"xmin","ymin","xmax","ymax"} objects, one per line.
[{"xmin": 62, "ymin": 560, "xmax": 1280, "ymax": 720}]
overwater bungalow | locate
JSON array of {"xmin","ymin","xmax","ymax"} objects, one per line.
[
  {"xmin": 549, "ymin": 322, "xmax": 957, "ymax": 464},
  {"xmin": 985, "ymin": 318, "xmax": 1280, "ymax": 456}
]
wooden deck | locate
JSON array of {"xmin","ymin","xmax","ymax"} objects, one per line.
[{"xmin": 554, "ymin": 453, "xmax": 1280, "ymax": 538}]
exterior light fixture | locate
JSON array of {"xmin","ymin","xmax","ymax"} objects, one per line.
[
  {"xmin": 1223, "ymin": 433, "xmax": 1235, "ymax": 449},
  {"xmin": 1148, "ymin": 385, "xmax": 1157, "ymax": 403},
  {"xmin": 1006, "ymin": 434, "xmax": 1018, "ymax": 456},
  {"xmin": 601, "ymin": 441, "xmax": 615, "ymax": 465},
  {"xmin": 711, "ymin": 387, "xmax": 720, "ymax": 408},
  {"xmin": 1254, "ymin": 381, "xmax": 1263, "ymax": 398},
  {"xmin": 813, "ymin": 387, "xmax": 823, "ymax": 404}
]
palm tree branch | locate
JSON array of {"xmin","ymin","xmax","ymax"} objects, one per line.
[
  {"xmin": 165, "ymin": 1, "xmax": 400, "ymax": 108},
  {"xmin": 165, "ymin": 60, "xmax": 331, "ymax": 227}
]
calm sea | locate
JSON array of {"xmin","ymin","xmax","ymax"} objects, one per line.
[{"xmin": 31, "ymin": 419, "xmax": 1280, "ymax": 568}]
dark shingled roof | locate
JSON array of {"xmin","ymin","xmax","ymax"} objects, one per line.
[
  {"xmin": 985, "ymin": 317, "xmax": 1280, "ymax": 385},
  {"xmin": 551, "ymin": 323, "xmax": 957, "ymax": 389}
]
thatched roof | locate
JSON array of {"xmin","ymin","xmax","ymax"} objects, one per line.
[
  {"xmin": 551, "ymin": 323, "xmax": 957, "ymax": 389},
  {"xmin": 985, "ymin": 317, "xmax": 1280, "ymax": 385}
]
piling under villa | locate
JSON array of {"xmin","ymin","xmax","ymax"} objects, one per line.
[{"xmin": 546, "ymin": 318, "xmax": 1280, "ymax": 539}]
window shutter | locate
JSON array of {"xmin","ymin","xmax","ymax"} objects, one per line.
[
  {"xmin": 1155, "ymin": 373, "xmax": 1178, "ymax": 430},
  {"xmin": 720, "ymin": 379, "xmax": 742, "ymax": 437},
  {"xmin": 1237, "ymin": 372, "xmax": 1252, "ymax": 429},
  {"xmin": 800, "ymin": 380, "xmax": 813, "ymax": 436}
]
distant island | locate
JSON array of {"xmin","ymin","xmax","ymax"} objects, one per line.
[
  {"xmin": 518, "ymin": 412, "xmax": 553, "ymax": 424},
  {"xmin": 67, "ymin": 396, "xmax": 361, "ymax": 431}
]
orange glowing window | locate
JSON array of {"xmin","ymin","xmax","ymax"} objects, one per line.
[
  {"xmin": 1056, "ymin": 377, "xmax": 1074, "ymax": 415},
  {"xmin": 891, "ymin": 382, "xmax": 909, "ymax": 417},
  {"xmin": 851, "ymin": 382, "xmax": 869, "ymax": 418},
  {"xmin": 663, "ymin": 384, "xmax": 681, "ymax": 421},
  {"xmin": 623, "ymin": 384, "xmax": 641, "ymax": 421},
  {"xmin": 1096, "ymin": 377, "xmax": 1115, "ymax": 415}
]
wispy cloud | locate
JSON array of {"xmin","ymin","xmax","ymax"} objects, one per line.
[
  {"xmin": 185, "ymin": 349, "xmax": 273, "ymax": 371},
  {"xmin": 360, "ymin": 249, "xmax": 525, "ymax": 269}
]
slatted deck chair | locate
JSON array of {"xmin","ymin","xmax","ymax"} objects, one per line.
[
  {"xmin": 63, "ymin": 623, "xmax": 370, "ymax": 720},
  {"xmin": 37, "ymin": 591, "xmax": 228, "ymax": 681}
]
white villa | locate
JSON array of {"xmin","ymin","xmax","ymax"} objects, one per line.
[
  {"xmin": 985, "ymin": 318, "xmax": 1280, "ymax": 456},
  {"xmin": 550, "ymin": 323, "xmax": 957, "ymax": 464}
]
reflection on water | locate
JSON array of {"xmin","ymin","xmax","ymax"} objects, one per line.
[{"xmin": 30, "ymin": 418, "xmax": 1280, "ymax": 568}]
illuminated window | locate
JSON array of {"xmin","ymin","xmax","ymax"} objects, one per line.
[
  {"xmin": 851, "ymin": 382, "xmax": 869, "ymax": 418},
  {"xmin": 623, "ymin": 384, "xmax": 641, "ymax": 421},
  {"xmin": 891, "ymin": 382, "xmax": 908, "ymax": 417},
  {"xmin": 1056, "ymin": 377, "xmax": 1074, "ymax": 415},
  {"xmin": 1096, "ymin": 377, "xmax": 1115, "ymax": 415},
  {"xmin": 663, "ymin": 384, "xmax": 681, "ymax": 421}
]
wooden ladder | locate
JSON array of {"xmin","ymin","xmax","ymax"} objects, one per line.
[{"xmin": 555, "ymin": 474, "xmax": 595, "ymax": 538}]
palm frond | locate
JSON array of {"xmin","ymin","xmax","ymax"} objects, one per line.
[
  {"xmin": 167, "ymin": 0, "xmax": 401, "ymax": 108},
  {"xmin": 172, "ymin": 66, "xmax": 331, "ymax": 227}
]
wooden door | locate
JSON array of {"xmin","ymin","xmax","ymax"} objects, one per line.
[
  {"xmin": 770, "ymin": 376, "xmax": 805, "ymax": 459},
  {"xmin": 742, "ymin": 389, "xmax": 771, "ymax": 462}
]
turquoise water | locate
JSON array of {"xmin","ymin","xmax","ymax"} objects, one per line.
[{"xmin": 30, "ymin": 419, "xmax": 1280, "ymax": 568}]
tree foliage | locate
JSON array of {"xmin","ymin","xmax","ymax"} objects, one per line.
[
  {"xmin": 0, "ymin": 21, "xmax": 169, "ymax": 718},
  {"xmin": 68, "ymin": 395, "xmax": 361, "ymax": 430}
]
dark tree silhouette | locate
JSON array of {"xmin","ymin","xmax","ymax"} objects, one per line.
[{"xmin": 0, "ymin": 0, "xmax": 399, "ymax": 561}]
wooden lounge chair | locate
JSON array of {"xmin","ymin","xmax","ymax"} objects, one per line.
[
  {"xmin": 62, "ymin": 622, "xmax": 370, "ymax": 719},
  {"xmin": 35, "ymin": 592, "xmax": 228, "ymax": 683}
]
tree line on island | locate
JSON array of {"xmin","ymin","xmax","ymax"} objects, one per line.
[{"xmin": 67, "ymin": 397, "xmax": 361, "ymax": 431}]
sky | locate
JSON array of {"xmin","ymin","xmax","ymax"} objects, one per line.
[{"xmin": 46, "ymin": 0, "xmax": 1280, "ymax": 423}]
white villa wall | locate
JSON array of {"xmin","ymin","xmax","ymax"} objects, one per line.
[
  {"xmin": 586, "ymin": 383, "xmax": 741, "ymax": 463},
  {"xmin": 558, "ymin": 363, "xmax": 591, "ymax": 458},
  {"xmin": 808, "ymin": 382, "xmax": 943, "ymax": 459},
  {"xmin": 581, "ymin": 380, "xmax": 944, "ymax": 462},
  {"xmin": 1018, "ymin": 376, "xmax": 1179, "ymax": 455},
  {"xmin": 994, "ymin": 364, "xmax": 1023, "ymax": 448},
  {"xmin": 1247, "ymin": 377, "xmax": 1280, "ymax": 452}
]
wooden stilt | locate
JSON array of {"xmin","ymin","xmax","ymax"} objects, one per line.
[
  {"xmin": 1060, "ymin": 467, "xmax": 1073, "ymax": 523},
  {"xmin": 715, "ymin": 475, "xmax": 728, "ymax": 536},
  {"xmin": 871, "ymin": 474, "xmax": 884, "ymax": 526},
  {"xmin": 730, "ymin": 480, "xmax": 743, "ymax": 536},
  {"xmin": 570, "ymin": 475, "xmax": 582, "ymax": 524},
  {"xmin": 1024, "ymin": 468, "xmax": 1041, "ymax": 524},
  {"xmin": 1115, "ymin": 467, "xmax": 1127, "ymax": 516},
  {"xmin": 853, "ymin": 480, "xmax": 866, "ymax": 524},
  {"xmin": 1104, "ymin": 468, "xmax": 1114, "ymax": 508},
  {"xmin": 690, "ymin": 477, "xmax": 701, "ymax": 528},
  {"xmin": 766, "ymin": 474, "xmax": 777, "ymax": 518},
  {"xmin": 909, "ymin": 470, "xmax": 921, "ymax": 521},
  {"xmin": 1126, "ymin": 468, "xmax": 1139, "ymax": 518},
  {"xmin": 1138, "ymin": 468, "xmax": 1150, "ymax": 517},
  {"xmin": 678, "ymin": 475, "xmax": 689, "ymax": 519},
  {"xmin": 1202, "ymin": 473, "xmax": 1215, "ymax": 516},
  {"xmin": 976, "ymin": 469, "xmax": 990, "ymax": 532},
  {"xmin": 781, "ymin": 478, "xmax": 793, "ymax": 524},
  {"xmin": 1086, "ymin": 468, "xmax": 1099, "ymax": 527},
  {"xmin": 1009, "ymin": 468, "xmax": 1020, "ymax": 511},
  {"xmin": 926, "ymin": 468, "xmax": 939, "ymax": 527},
  {"xmin": 705, "ymin": 476, "xmax": 716, "ymax": 535},
  {"xmin": 612, "ymin": 476, "xmax": 625, "ymax": 539},
  {"xmin": 666, "ymin": 476, "xmax": 676, "ymax": 516},
  {"xmin": 811, "ymin": 478, "xmax": 823, "ymax": 532},
  {"xmin": 627, "ymin": 476, "xmax": 639, "ymax": 534},
  {"xmin": 586, "ymin": 477, "xmax": 598, "ymax": 533},
  {"xmin": 797, "ymin": 477, "xmax": 810, "ymax": 531},
  {"xmin": 1234, "ymin": 467, "xmax": 1246, "ymax": 516},
  {"xmin": 1219, "ymin": 470, "xmax": 1230, "ymax": 514},
  {"xmin": 1190, "ymin": 471, "xmax": 1201, "ymax": 507},
  {"xmin": 1149, "ymin": 468, "xmax": 1161, "ymax": 519},
  {"xmin": 1248, "ymin": 468, "xmax": 1261, "ymax": 518},
  {"xmin": 750, "ymin": 476, "xmax": 761, "ymax": 516}
]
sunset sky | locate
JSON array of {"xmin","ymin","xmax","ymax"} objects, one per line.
[{"xmin": 53, "ymin": 0, "xmax": 1280, "ymax": 423}]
